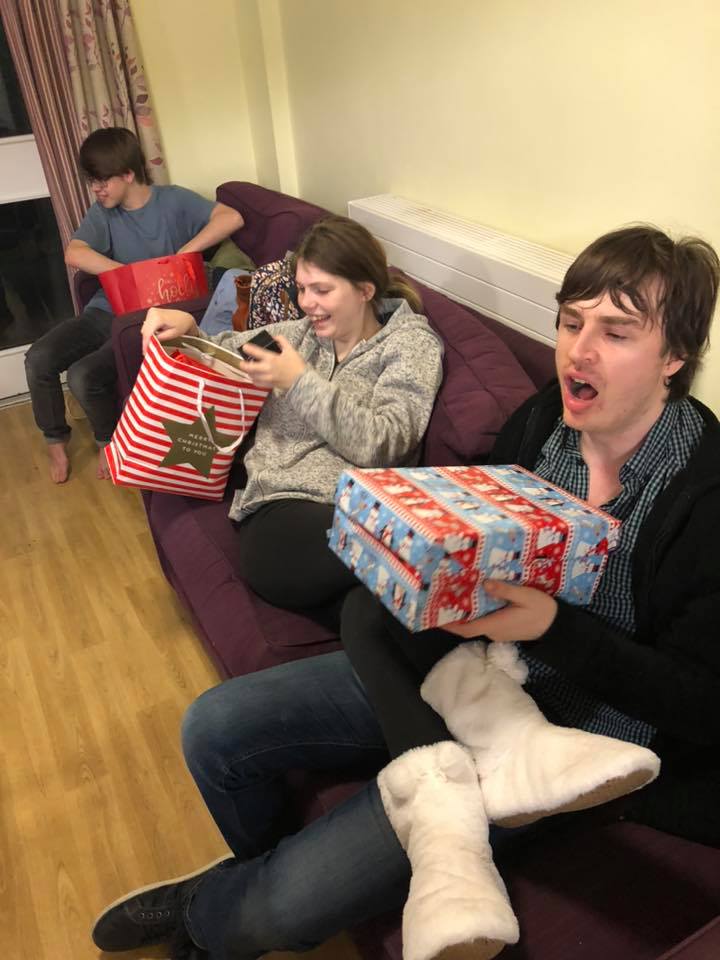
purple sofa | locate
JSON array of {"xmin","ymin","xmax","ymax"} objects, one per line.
[{"xmin": 104, "ymin": 182, "xmax": 720, "ymax": 960}]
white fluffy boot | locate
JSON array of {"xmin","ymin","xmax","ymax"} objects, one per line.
[
  {"xmin": 421, "ymin": 642, "xmax": 660, "ymax": 828},
  {"xmin": 377, "ymin": 741, "xmax": 519, "ymax": 960}
]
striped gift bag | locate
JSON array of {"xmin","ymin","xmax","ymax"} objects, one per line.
[{"xmin": 106, "ymin": 335, "xmax": 270, "ymax": 500}]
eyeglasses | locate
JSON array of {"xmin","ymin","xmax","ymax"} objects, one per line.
[{"xmin": 87, "ymin": 176, "xmax": 116, "ymax": 188}]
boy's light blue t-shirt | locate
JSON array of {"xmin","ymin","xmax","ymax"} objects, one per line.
[{"xmin": 73, "ymin": 185, "xmax": 214, "ymax": 314}]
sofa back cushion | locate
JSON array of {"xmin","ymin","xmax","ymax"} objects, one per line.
[
  {"xmin": 414, "ymin": 281, "xmax": 537, "ymax": 465},
  {"xmin": 466, "ymin": 307, "xmax": 556, "ymax": 391},
  {"xmin": 216, "ymin": 182, "xmax": 328, "ymax": 267}
]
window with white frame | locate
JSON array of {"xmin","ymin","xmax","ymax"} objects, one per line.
[{"xmin": 0, "ymin": 21, "xmax": 73, "ymax": 396}]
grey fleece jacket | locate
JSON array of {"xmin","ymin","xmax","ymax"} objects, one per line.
[{"xmin": 202, "ymin": 299, "xmax": 444, "ymax": 521}]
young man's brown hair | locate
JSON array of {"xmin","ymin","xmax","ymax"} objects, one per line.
[
  {"xmin": 556, "ymin": 225, "xmax": 719, "ymax": 400},
  {"xmin": 78, "ymin": 126, "xmax": 152, "ymax": 186}
]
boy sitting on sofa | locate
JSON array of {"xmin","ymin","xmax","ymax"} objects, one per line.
[
  {"xmin": 25, "ymin": 126, "xmax": 243, "ymax": 484},
  {"xmin": 92, "ymin": 225, "xmax": 720, "ymax": 960}
]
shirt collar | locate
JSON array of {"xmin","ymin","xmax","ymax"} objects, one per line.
[
  {"xmin": 538, "ymin": 418, "xmax": 583, "ymax": 471},
  {"xmin": 539, "ymin": 403, "xmax": 684, "ymax": 484}
]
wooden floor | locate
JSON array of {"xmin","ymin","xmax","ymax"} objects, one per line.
[{"xmin": 0, "ymin": 401, "xmax": 361, "ymax": 960}]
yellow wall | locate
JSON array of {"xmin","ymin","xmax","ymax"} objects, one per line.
[
  {"xmin": 130, "ymin": 0, "xmax": 257, "ymax": 198},
  {"xmin": 278, "ymin": 0, "xmax": 720, "ymax": 410},
  {"xmin": 132, "ymin": 0, "xmax": 720, "ymax": 410}
]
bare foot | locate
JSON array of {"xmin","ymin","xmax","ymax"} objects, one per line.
[
  {"xmin": 48, "ymin": 443, "xmax": 70, "ymax": 484},
  {"xmin": 97, "ymin": 448, "xmax": 112, "ymax": 480}
]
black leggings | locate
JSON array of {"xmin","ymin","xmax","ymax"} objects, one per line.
[
  {"xmin": 238, "ymin": 500, "xmax": 460, "ymax": 753},
  {"xmin": 236, "ymin": 499, "xmax": 360, "ymax": 629},
  {"xmin": 341, "ymin": 586, "xmax": 462, "ymax": 758}
]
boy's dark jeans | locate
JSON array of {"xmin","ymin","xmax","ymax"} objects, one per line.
[{"xmin": 24, "ymin": 307, "xmax": 118, "ymax": 445}]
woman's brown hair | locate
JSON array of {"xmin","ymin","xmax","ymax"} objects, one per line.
[
  {"xmin": 294, "ymin": 215, "xmax": 422, "ymax": 313},
  {"xmin": 556, "ymin": 225, "xmax": 719, "ymax": 400}
]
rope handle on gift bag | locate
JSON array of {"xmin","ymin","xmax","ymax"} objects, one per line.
[{"xmin": 195, "ymin": 378, "xmax": 248, "ymax": 454}]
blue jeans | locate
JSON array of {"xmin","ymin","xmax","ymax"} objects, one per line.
[
  {"xmin": 181, "ymin": 651, "xmax": 408, "ymax": 959},
  {"xmin": 181, "ymin": 651, "xmax": 538, "ymax": 959},
  {"xmin": 24, "ymin": 308, "xmax": 117, "ymax": 444}
]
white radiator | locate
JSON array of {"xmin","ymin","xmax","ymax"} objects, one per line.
[{"xmin": 347, "ymin": 194, "xmax": 573, "ymax": 346}]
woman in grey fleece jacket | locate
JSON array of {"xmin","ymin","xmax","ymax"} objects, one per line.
[{"xmin": 141, "ymin": 216, "xmax": 443, "ymax": 618}]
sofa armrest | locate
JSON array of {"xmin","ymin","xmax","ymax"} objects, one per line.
[
  {"xmin": 655, "ymin": 917, "xmax": 720, "ymax": 959},
  {"xmin": 74, "ymin": 270, "xmax": 100, "ymax": 313}
]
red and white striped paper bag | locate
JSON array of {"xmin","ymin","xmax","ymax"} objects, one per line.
[{"xmin": 106, "ymin": 335, "xmax": 270, "ymax": 500}]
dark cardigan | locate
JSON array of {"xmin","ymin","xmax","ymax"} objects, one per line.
[{"xmin": 491, "ymin": 383, "xmax": 720, "ymax": 845}]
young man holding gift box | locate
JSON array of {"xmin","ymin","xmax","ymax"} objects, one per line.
[
  {"xmin": 92, "ymin": 226, "xmax": 720, "ymax": 960},
  {"xmin": 24, "ymin": 126, "xmax": 243, "ymax": 484}
]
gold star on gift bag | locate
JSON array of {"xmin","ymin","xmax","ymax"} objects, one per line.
[{"xmin": 160, "ymin": 407, "xmax": 237, "ymax": 477}]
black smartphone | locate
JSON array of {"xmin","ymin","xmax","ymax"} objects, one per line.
[{"xmin": 240, "ymin": 329, "xmax": 282, "ymax": 361}]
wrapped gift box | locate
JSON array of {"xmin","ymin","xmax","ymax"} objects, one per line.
[
  {"xmin": 99, "ymin": 252, "xmax": 208, "ymax": 315},
  {"xmin": 328, "ymin": 465, "xmax": 621, "ymax": 632}
]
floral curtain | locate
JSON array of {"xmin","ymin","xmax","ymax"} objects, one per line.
[
  {"xmin": 0, "ymin": 0, "xmax": 167, "ymax": 308},
  {"xmin": 60, "ymin": 0, "xmax": 168, "ymax": 183}
]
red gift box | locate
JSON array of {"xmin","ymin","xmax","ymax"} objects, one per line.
[{"xmin": 99, "ymin": 252, "xmax": 208, "ymax": 315}]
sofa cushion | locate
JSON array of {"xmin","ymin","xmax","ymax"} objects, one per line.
[
  {"xmin": 146, "ymin": 484, "xmax": 340, "ymax": 677},
  {"xmin": 470, "ymin": 306, "xmax": 556, "ymax": 391},
  {"xmin": 416, "ymin": 282, "xmax": 536, "ymax": 465},
  {"xmin": 208, "ymin": 237, "xmax": 256, "ymax": 272},
  {"xmin": 500, "ymin": 819, "xmax": 720, "ymax": 960}
]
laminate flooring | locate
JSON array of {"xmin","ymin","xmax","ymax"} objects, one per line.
[{"xmin": 0, "ymin": 401, "xmax": 361, "ymax": 960}]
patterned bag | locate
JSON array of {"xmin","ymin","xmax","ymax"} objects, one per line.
[
  {"xmin": 248, "ymin": 252, "xmax": 302, "ymax": 329},
  {"xmin": 106, "ymin": 335, "xmax": 270, "ymax": 500}
]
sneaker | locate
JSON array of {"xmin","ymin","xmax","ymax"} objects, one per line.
[{"xmin": 91, "ymin": 855, "xmax": 232, "ymax": 952}]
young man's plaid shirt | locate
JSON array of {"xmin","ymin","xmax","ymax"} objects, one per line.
[{"xmin": 521, "ymin": 398, "xmax": 704, "ymax": 745}]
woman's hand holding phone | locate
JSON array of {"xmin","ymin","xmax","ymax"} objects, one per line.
[{"xmin": 239, "ymin": 333, "xmax": 306, "ymax": 390}]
